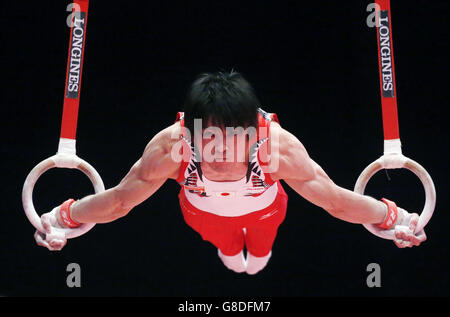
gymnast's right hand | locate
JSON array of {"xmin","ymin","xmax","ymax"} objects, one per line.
[{"xmin": 34, "ymin": 205, "xmax": 69, "ymax": 251}]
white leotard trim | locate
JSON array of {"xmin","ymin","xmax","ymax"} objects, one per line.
[{"xmin": 184, "ymin": 177, "xmax": 278, "ymax": 217}]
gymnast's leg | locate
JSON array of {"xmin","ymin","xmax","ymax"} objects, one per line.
[{"xmin": 244, "ymin": 202, "xmax": 287, "ymax": 275}]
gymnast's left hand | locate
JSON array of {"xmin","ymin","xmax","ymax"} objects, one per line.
[
  {"xmin": 392, "ymin": 208, "xmax": 427, "ymax": 248},
  {"xmin": 34, "ymin": 206, "xmax": 68, "ymax": 251}
]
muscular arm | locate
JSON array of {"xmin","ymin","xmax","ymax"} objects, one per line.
[
  {"xmin": 68, "ymin": 124, "xmax": 181, "ymax": 224},
  {"xmin": 272, "ymin": 124, "xmax": 388, "ymax": 225}
]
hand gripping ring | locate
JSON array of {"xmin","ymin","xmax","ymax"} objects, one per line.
[
  {"xmin": 354, "ymin": 153, "xmax": 436, "ymax": 240},
  {"xmin": 22, "ymin": 153, "xmax": 105, "ymax": 239}
]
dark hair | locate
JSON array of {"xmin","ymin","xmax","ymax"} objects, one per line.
[{"xmin": 183, "ymin": 71, "xmax": 260, "ymax": 136}]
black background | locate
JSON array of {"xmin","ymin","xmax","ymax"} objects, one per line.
[{"xmin": 1, "ymin": 0, "xmax": 448, "ymax": 297}]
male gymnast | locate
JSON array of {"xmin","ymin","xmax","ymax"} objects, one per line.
[{"xmin": 35, "ymin": 71, "xmax": 426, "ymax": 275}]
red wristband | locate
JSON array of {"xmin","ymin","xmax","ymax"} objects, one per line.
[
  {"xmin": 59, "ymin": 199, "xmax": 80, "ymax": 228},
  {"xmin": 378, "ymin": 198, "xmax": 398, "ymax": 229}
]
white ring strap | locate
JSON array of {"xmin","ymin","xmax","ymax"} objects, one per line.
[
  {"xmin": 22, "ymin": 138, "xmax": 105, "ymax": 239},
  {"xmin": 354, "ymin": 152, "xmax": 436, "ymax": 240}
]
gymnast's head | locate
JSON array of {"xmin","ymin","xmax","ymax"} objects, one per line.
[{"xmin": 182, "ymin": 71, "xmax": 260, "ymax": 162}]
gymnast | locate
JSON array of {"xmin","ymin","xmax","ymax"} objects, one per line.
[{"xmin": 34, "ymin": 71, "xmax": 426, "ymax": 275}]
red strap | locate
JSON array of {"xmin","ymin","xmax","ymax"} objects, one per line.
[
  {"xmin": 175, "ymin": 112, "xmax": 190, "ymax": 183},
  {"xmin": 59, "ymin": 199, "xmax": 80, "ymax": 228},
  {"xmin": 60, "ymin": 0, "xmax": 89, "ymax": 140},
  {"xmin": 256, "ymin": 110, "xmax": 279, "ymax": 186},
  {"xmin": 375, "ymin": 0, "xmax": 399, "ymax": 140},
  {"xmin": 378, "ymin": 198, "xmax": 398, "ymax": 229}
]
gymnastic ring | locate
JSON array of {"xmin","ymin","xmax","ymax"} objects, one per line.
[
  {"xmin": 354, "ymin": 153, "xmax": 436, "ymax": 240},
  {"xmin": 22, "ymin": 153, "xmax": 105, "ymax": 239}
]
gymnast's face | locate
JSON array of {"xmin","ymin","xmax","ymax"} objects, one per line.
[{"xmin": 194, "ymin": 125, "xmax": 252, "ymax": 167}]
